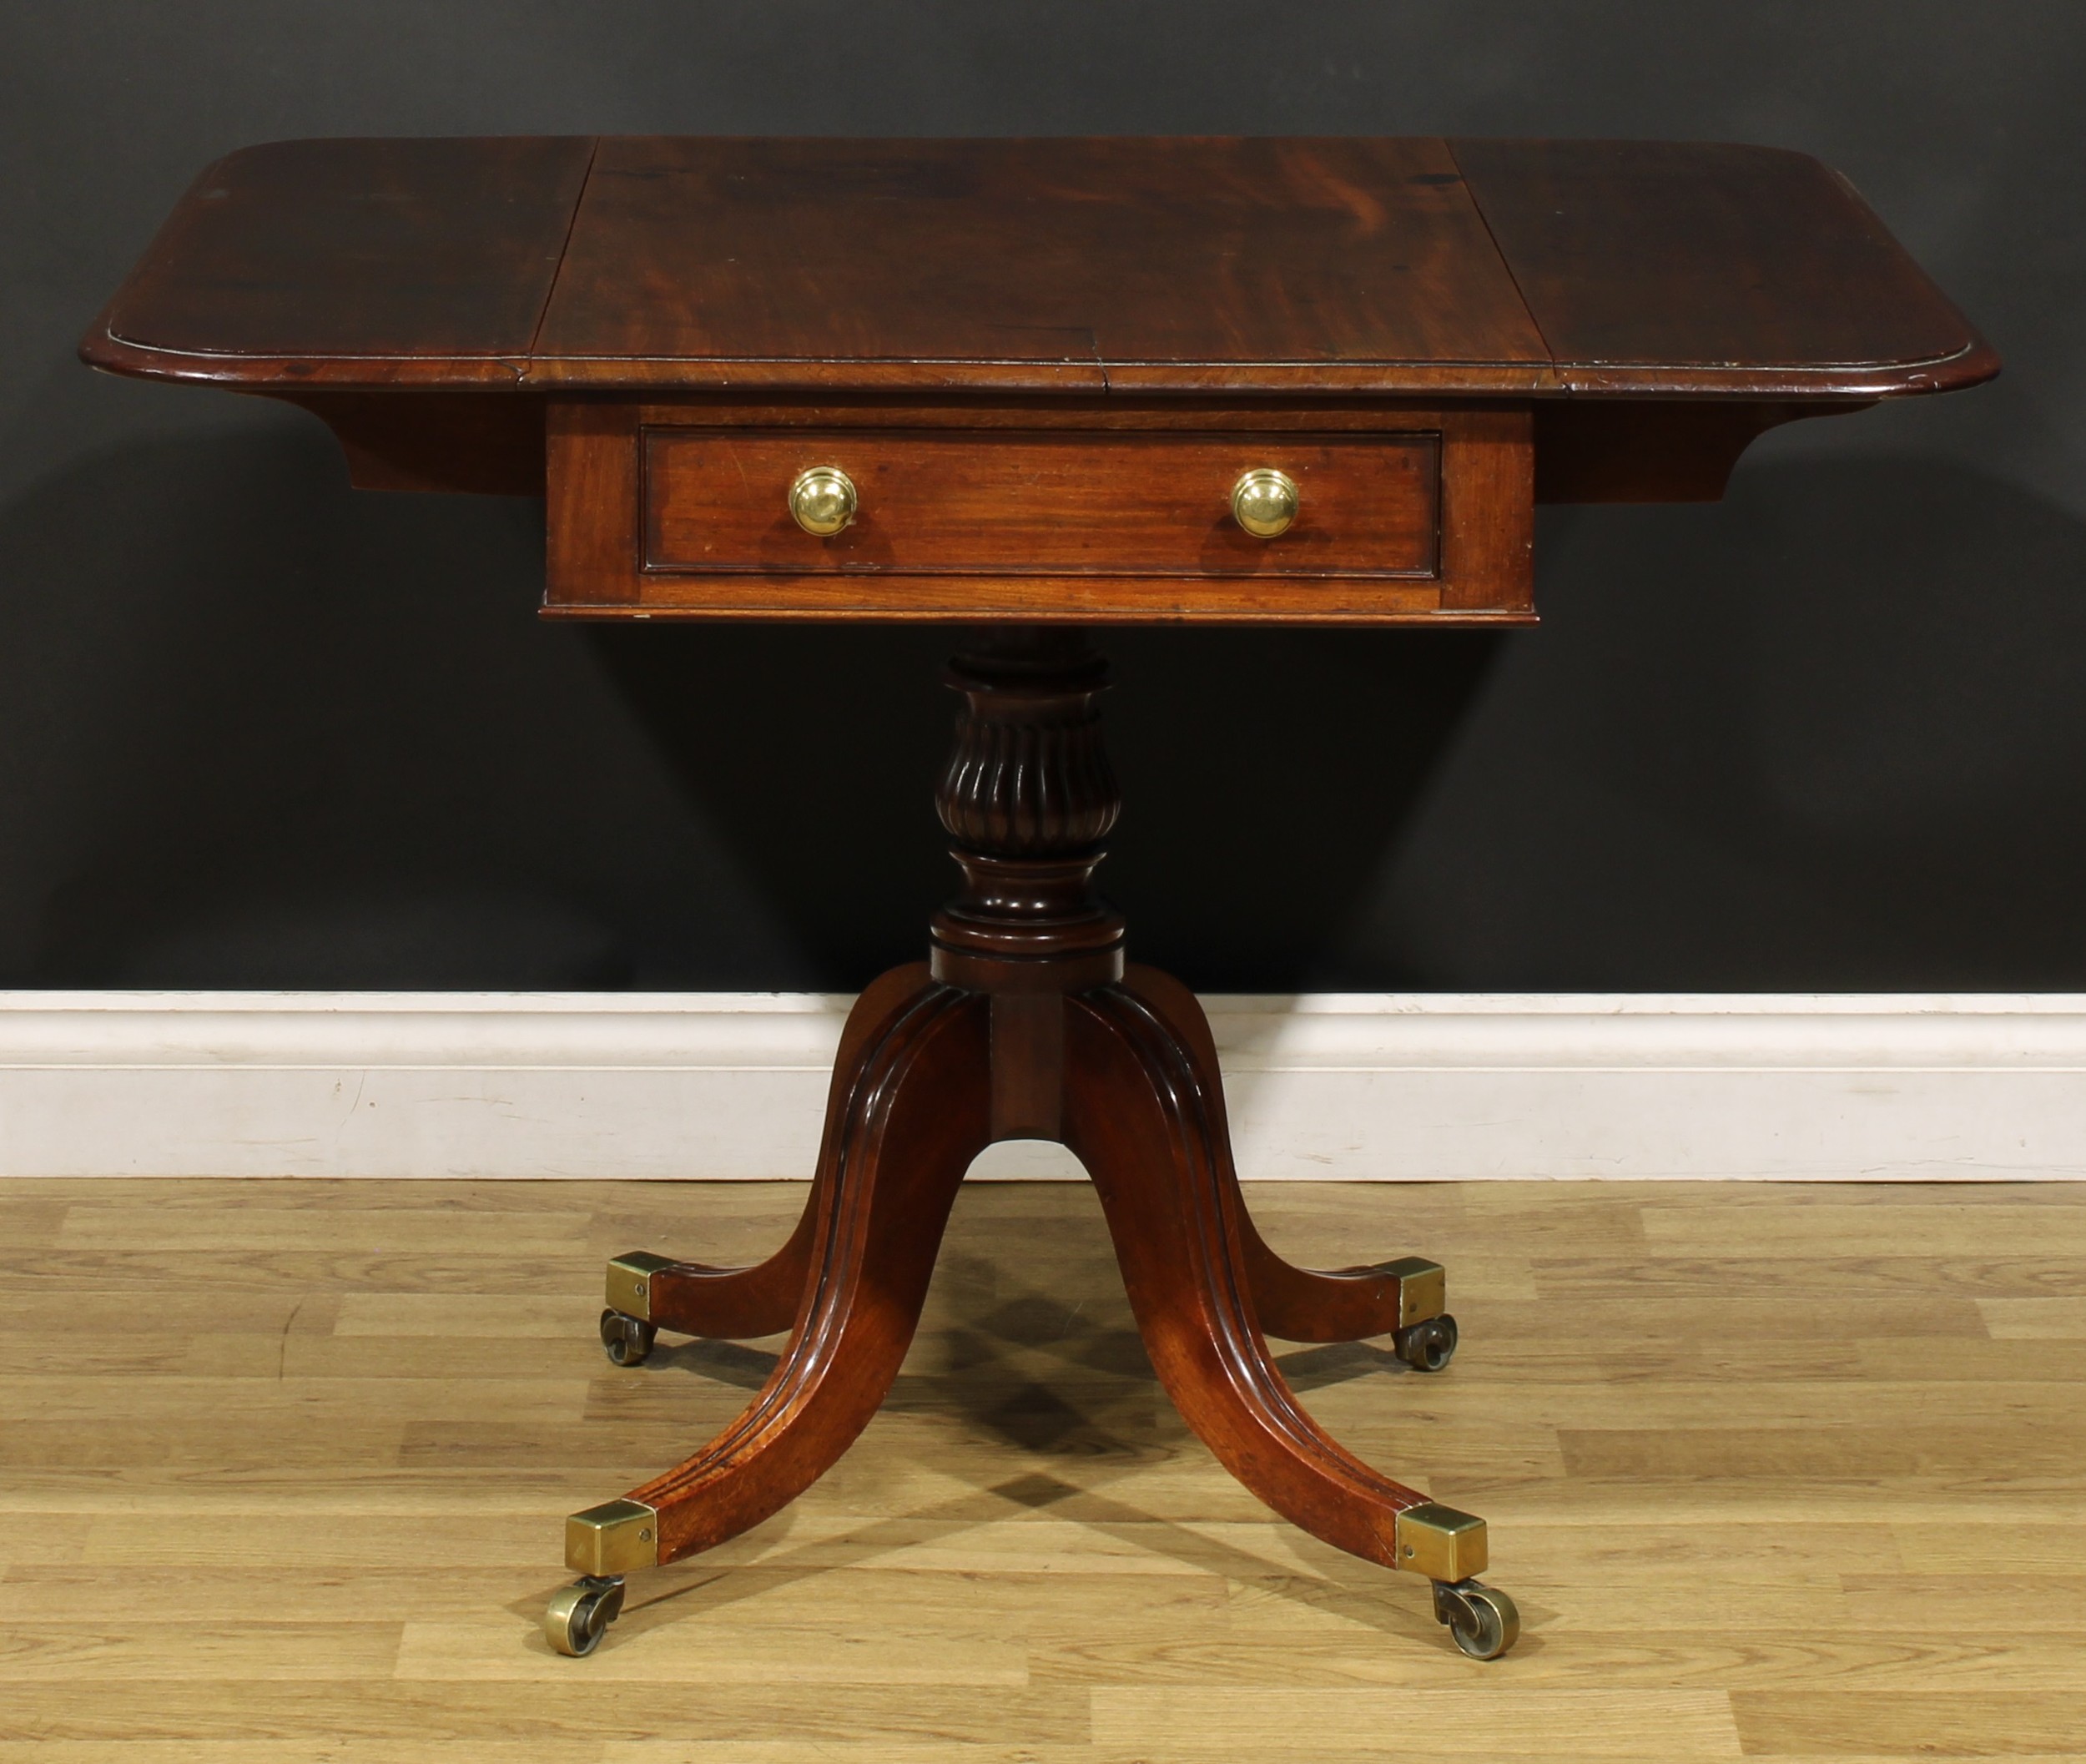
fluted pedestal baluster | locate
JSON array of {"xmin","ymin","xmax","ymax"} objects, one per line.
[{"xmin": 930, "ymin": 628, "xmax": 1124, "ymax": 995}]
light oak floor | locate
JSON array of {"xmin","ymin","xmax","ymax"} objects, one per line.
[{"xmin": 3, "ymin": 1176, "xmax": 2084, "ymax": 1761}]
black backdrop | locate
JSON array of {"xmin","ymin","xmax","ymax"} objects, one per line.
[{"xmin": 3, "ymin": 3, "xmax": 2081, "ymax": 992}]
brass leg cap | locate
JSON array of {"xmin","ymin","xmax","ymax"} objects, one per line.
[
  {"xmin": 605, "ymin": 1252, "xmax": 676, "ymax": 1323},
  {"xmin": 1393, "ymin": 1500, "xmax": 1489, "ymax": 1582},
  {"xmin": 565, "ymin": 1498, "xmax": 660, "ymax": 1576},
  {"xmin": 1384, "ymin": 1256, "xmax": 1446, "ymax": 1328}
]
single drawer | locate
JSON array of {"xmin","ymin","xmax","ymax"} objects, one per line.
[
  {"xmin": 642, "ymin": 429, "xmax": 1439, "ymax": 578},
  {"xmin": 546, "ymin": 402, "xmax": 1533, "ymax": 623}
]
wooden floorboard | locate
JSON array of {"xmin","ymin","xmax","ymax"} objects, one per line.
[{"xmin": 2, "ymin": 1177, "xmax": 2083, "ymax": 1759}]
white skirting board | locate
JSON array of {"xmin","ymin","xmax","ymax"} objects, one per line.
[{"xmin": 1, "ymin": 990, "xmax": 2083, "ymax": 1182}]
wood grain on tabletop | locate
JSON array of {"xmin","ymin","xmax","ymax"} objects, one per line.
[
  {"xmin": 79, "ymin": 134, "xmax": 1998, "ymax": 517},
  {"xmin": 533, "ymin": 135, "xmax": 1547, "ymax": 387},
  {"xmin": 83, "ymin": 135, "xmax": 1993, "ymax": 399},
  {"xmin": 91, "ymin": 135, "xmax": 595, "ymax": 381},
  {"xmin": 3, "ymin": 1176, "xmax": 2083, "ymax": 1761},
  {"xmin": 1447, "ymin": 137, "xmax": 1995, "ymax": 394}
]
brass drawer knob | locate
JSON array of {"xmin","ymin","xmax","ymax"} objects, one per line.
[
  {"xmin": 789, "ymin": 466, "xmax": 858, "ymax": 537},
  {"xmin": 1231, "ymin": 468, "xmax": 1298, "ymax": 537}
]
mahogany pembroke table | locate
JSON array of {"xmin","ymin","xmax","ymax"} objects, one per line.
[{"xmin": 84, "ymin": 135, "xmax": 1995, "ymax": 1660}]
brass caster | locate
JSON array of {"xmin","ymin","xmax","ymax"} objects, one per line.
[
  {"xmin": 1393, "ymin": 1312, "xmax": 1458, "ymax": 1372},
  {"xmin": 1432, "ymin": 1576, "xmax": 1519, "ymax": 1660},
  {"xmin": 599, "ymin": 1309, "xmax": 657, "ymax": 1368},
  {"xmin": 546, "ymin": 1574, "xmax": 627, "ymax": 1656}
]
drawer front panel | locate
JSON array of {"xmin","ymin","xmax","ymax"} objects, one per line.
[
  {"xmin": 545, "ymin": 401, "xmax": 1533, "ymax": 623},
  {"xmin": 642, "ymin": 430, "xmax": 1439, "ymax": 578}
]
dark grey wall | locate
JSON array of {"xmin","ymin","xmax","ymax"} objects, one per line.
[{"xmin": 4, "ymin": 3, "xmax": 2082, "ymax": 992}]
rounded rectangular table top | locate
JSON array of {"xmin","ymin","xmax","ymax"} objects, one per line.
[{"xmin": 82, "ymin": 135, "xmax": 1994, "ymax": 401}]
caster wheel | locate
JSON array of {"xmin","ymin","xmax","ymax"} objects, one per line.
[
  {"xmin": 546, "ymin": 1574, "xmax": 627, "ymax": 1656},
  {"xmin": 599, "ymin": 1309, "xmax": 657, "ymax": 1368},
  {"xmin": 1393, "ymin": 1313, "xmax": 1458, "ymax": 1373},
  {"xmin": 1432, "ymin": 1577, "xmax": 1519, "ymax": 1660}
]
